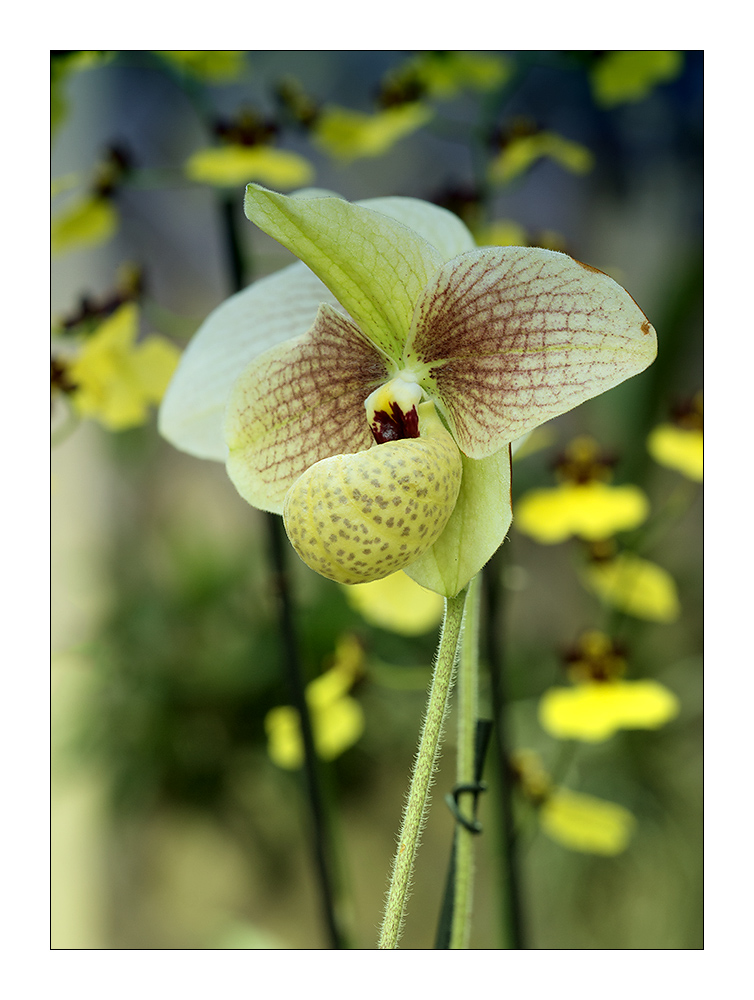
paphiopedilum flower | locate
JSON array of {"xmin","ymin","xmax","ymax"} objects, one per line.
[{"xmin": 160, "ymin": 185, "xmax": 657, "ymax": 596}]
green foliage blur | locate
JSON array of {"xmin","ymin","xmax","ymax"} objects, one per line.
[{"xmin": 51, "ymin": 50, "xmax": 702, "ymax": 950}]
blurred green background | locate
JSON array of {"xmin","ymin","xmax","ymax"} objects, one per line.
[{"xmin": 51, "ymin": 50, "xmax": 702, "ymax": 949}]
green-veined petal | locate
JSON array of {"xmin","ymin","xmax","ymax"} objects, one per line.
[{"xmin": 244, "ymin": 184, "xmax": 444, "ymax": 359}]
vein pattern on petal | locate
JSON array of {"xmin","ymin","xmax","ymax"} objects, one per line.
[
  {"xmin": 158, "ymin": 262, "xmax": 341, "ymax": 460},
  {"xmin": 244, "ymin": 185, "xmax": 443, "ymax": 358},
  {"xmin": 225, "ymin": 304, "xmax": 388, "ymax": 513},
  {"xmin": 406, "ymin": 247, "xmax": 657, "ymax": 457}
]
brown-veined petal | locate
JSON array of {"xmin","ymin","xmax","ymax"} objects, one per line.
[
  {"xmin": 405, "ymin": 247, "xmax": 657, "ymax": 458},
  {"xmin": 159, "ymin": 262, "xmax": 342, "ymax": 460},
  {"xmin": 225, "ymin": 304, "xmax": 389, "ymax": 513}
]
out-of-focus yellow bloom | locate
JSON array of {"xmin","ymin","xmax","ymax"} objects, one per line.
[
  {"xmin": 345, "ymin": 571, "xmax": 444, "ymax": 636},
  {"xmin": 51, "ymin": 194, "xmax": 118, "ymax": 255},
  {"xmin": 406, "ymin": 51, "xmax": 511, "ymax": 98},
  {"xmin": 156, "ymin": 50, "xmax": 247, "ymax": 83},
  {"xmin": 67, "ymin": 304, "xmax": 180, "ymax": 430},
  {"xmin": 185, "ymin": 145, "xmax": 314, "ymax": 189},
  {"xmin": 591, "ymin": 51, "xmax": 684, "ymax": 108},
  {"xmin": 648, "ymin": 424, "xmax": 703, "ymax": 481},
  {"xmin": 540, "ymin": 679, "xmax": 680, "ymax": 742},
  {"xmin": 515, "ymin": 481, "xmax": 649, "ymax": 543},
  {"xmin": 515, "ymin": 435, "xmax": 649, "ymax": 543},
  {"xmin": 511, "ymin": 749, "xmax": 635, "ymax": 854},
  {"xmin": 477, "ymin": 219, "xmax": 529, "ymax": 248},
  {"xmin": 583, "ymin": 552, "xmax": 680, "ymax": 623},
  {"xmin": 313, "ymin": 102, "xmax": 433, "ymax": 161},
  {"xmin": 265, "ymin": 634, "xmax": 365, "ymax": 770},
  {"xmin": 489, "ymin": 131, "xmax": 594, "ymax": 185},
  {"xmin": 539, "ymin": 788, "xmax": 636, "ymax": 855},
  {"xmin": 52, "ymin": 51, "xmax": 113, "ymax": 137}
]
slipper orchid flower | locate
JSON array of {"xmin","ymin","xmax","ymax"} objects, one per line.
[{"xmin": 159, "ymin": 185, "xmax": 656, "ymax": 597}]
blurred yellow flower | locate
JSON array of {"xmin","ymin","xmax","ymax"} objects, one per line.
[
  {"xmin": 345, "ymin": 572, "xmax": 444, "ymax": 636},
  {"xmin": 51, "ymin": 194, "xmax": 118, "ymax": 255},
  {"xmin": 539, "ymin": 788, "xmax": 636, "ymax": 855},
  {"xmin": 515, "ymin": 481, "xmax": 649, "ymax": 543},
  {"xmin": 582, "ymin": 552, "xmax": 680, "ymax": 622},
  {"xmin": 540, "ymin": 679, "xmax": 680, "ymax": 742},
  {"xmin": 185, "ymin": 145, "xmax": 314, "ymax": 189},
  {"xmin": 265, "ymin": 634, "xmax": 365, "ymax": 770},
  {"xmin": 647, "ymin": 424, "xmax": 703, "ymax": 482},
  {"xmin": 489, "ymin": 131, "xmax": 594, "ymax": 185},
  {"xmin": 511, "ymin": 749, "xmax": 635, "ymax": 854},
  {"xmin": 476, "ymin": 219, "xmax": 529, "ymax": 248},
  {"xmin": 406, "ymin": 51, "xmax": 511, "ymax": 98},
  {"xmin": 313, "ymin": 102, "xmax": 434, "ymax": 161},
  {"xmin": 156, "ymin": 50, "xmax": 247, "ymax": 83},
  {"xmin": 515, "ymin": 436, "xmax": 649, "ymax": 543},
  {"xmin": 591, "ymin": 51, "xmax": 684, "ymax": 108},
  {"xmin": 67, "ymin": 303, "xmax": 180, "ymax": 430}
]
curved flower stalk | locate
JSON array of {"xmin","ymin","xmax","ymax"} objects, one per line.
[{"xmin": 160, "ymin": 185, "xmax": 657, "ymax": 597}]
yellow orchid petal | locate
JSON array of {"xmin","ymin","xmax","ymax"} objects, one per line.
[
  {"xmin": 647, "ymin": 424, "xmax": 703, "ymax": 481},
  {"xmin": 313, "ymin": 102, "xmax": 433, "ymax": 161},
  {"xmin": 412, "ymin": 51, "xmax": 511, "ymax": 98},
  {"xmin": 405, "ymin": 246, "xmax": 657, "ymax": 459},
  {"xmin": 185, "ymin": 145, "xmax": 314, "ymax": 189},
  {"xmin": 156, "ymin": 50, "xmax": 247, "ymax": 82},
  {"xmin": 515, "ymin": 481, "xmax": 650, "ymax": 543},
  {"xmin": 489, "ymin": 132, "xmax": 594, "ymax": 185},
  {"xmin": 582, "ymin": 553, "xmax": 680, "ymax": 623},
  {"xmin": 345, "ymin": 572, "xmax": 444, "ymax": 636},
  {"xmin": 539, "ymin": 679, "xmax": 680, "ymax": 742},
  {"xmin": 477, "ymin": 219, "xmax": 529, "ymax": 248},
  {"xmin": 540, "ymin": 788, "xmax": 636, "ymax": 855},
  {"xmin": 265, "ymin": 635, "xmax": 365, "ymax": 769},
  {"xmin": 244, "ymin": 184, "xmax": 444, "ymax": 360},
  {"xmin": 69, "ymin": 304, "xmax": 180, "ymax": 431},
  {"xmin": 591, "ymin": 51, "xmax": 684, "ymax": 107},
  {"xmin": 51, "ymin": 194, "xmax": 118, "ymax": 255},
  {"xmin": 225, "ymin": 304, "xmax": 388, "ymax": 514}
]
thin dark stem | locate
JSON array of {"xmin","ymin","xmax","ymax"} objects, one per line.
[
  {"xmin": 219, "ymin": 191, "xmax": 345, "ymax": 949},
  {"xmin": 265, "ymin": 513, "xmax": 346, "ymax": 949},
  {"xmin": 482, "ymin": 549, "xmax": 526, "ymax": 950}
]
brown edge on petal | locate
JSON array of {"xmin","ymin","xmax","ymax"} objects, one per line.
[
  {"xmin": 574, "ymin": 256, "xmax": 655, "ymax": 332},
  {"xmin": 572, "ymin": 257, "xmax": 607, "ymax": 277}
]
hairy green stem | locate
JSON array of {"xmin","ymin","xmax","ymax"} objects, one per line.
[
  {"xmin": 378, "ymin": 588, "xmax": 468, "ymax": 949},
  {"xmin": 450, "ymin": 573, "xmax": 481, "ymax": 948}
]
